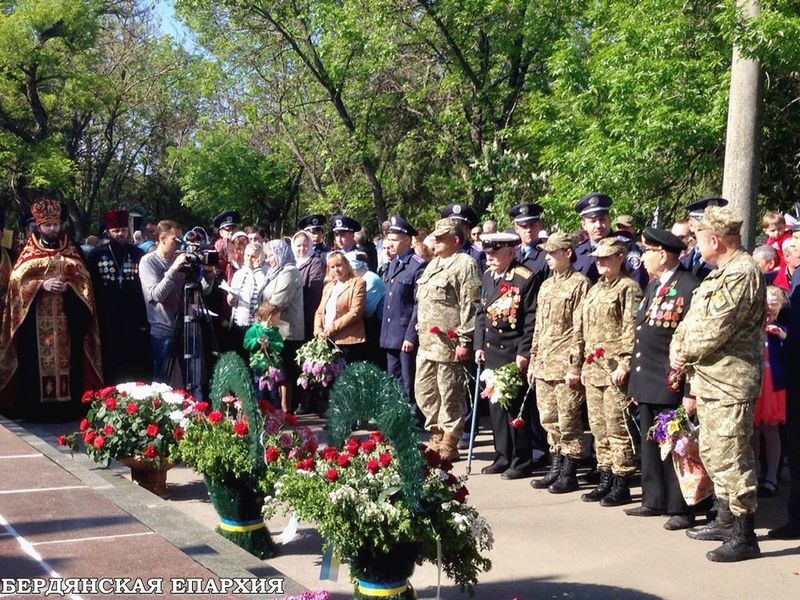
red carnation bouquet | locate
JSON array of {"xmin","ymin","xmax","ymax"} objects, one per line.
[{"xmin": 60, "ymin": 383, "xmax": 200, "ymax": 469}]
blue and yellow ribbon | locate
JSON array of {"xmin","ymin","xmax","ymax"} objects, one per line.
[
  {"xmin": 218, "ymin": 517, "xmax": 266, "ymax": 533},
  {"xmin": 356, "ymin": 579, "xmax": 408, "ymax": 597}
]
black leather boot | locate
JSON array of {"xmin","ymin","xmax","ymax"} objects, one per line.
[
  {"xmin": 706, "ymin": 514, "xmax": 761, "ymax": 562},
  {"xmin": 548, "ymin": 455, "xmax": 579, "ymax": 494},
  {"xmin": 687, "ymin": 499, "xmax": 734, "ymax": 541},
  {"xmin": 581, "ymin": 469, "xmax": 613, "ymax": 502},
  {"xmin": 531, "ymin": 453, "xmax": 563, "ymax": 489},
  {"xmin": 600, "ymin": 474, "xmax": 632, "ymax": 507}
]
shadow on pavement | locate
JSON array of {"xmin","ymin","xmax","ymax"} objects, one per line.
[{"xmin": 415, "ymin": 577, "xmax": 665, "ymax": 599}]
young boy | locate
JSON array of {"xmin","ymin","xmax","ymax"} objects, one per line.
[{"xmin": 762, "ymin": 211, "xmax": 792, "ymax": 269}]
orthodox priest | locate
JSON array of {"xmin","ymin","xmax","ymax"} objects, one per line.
[
  {"xmin": 0, "ymin": 200, "xmax": 102, "ymax": 421},
  {"xmin": 87, "ymin": 209, "xmax": 152, "ymax": 384}
]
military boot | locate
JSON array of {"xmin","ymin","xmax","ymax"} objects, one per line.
[
  {"xmin": 581, "ymin": 469, "xmax": 613, "ymax": 502},
  {"xmin": 599, "ymin": 474, "xmax": 632, "ymax": 507},
  {"xmin": 438, "ymin": 432, "xmax": 460, "ymax": 462},
  {"xmin": 548, "ymin": 455, "xmax": 579, "ymax": 494},
  {"xmin": 687, "ymin": 499, "xmax": 734, "ymax": 541},
  {"xmin": 426, "ymin": 429, "xmax": 444, "ymax": 452},
  {"xmin": 531, "ymin": 453, "xmax": 563, "ymax": 489},
  {"xmin": 706, "ymin": 514, "xmax": 761, "ymax": 562}
]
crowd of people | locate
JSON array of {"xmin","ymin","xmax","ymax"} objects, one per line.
[{"xmin": 0, "ymin": 193, "xmax": 798, "ymax": 565}]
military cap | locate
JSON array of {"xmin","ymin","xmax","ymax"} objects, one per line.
[
  {"xmin": 330, "ymin": 214, "xmax": 361, "ymax": 232},
  {"xmin": 480, "ymin": 231, "xmax": 520, "ymax": 252},
  {"xmin": 589, "ymin": 236, "xmax": 628, "ymax": 258},
  {"xmin": 441, "ymin": 203, "xmax": 479, "ymax": 227},
  {"xmin": 387, "ymin": 214, "xmax": 417, "ymax": 237},
  {"xmin": 298, "ymin": 214, "xmax": 326, "ymax": 231},
  {"xmin": 642, "ymin": 226, "xmax": 686, "ymax": 254},
  {"xmin": 103, "ymin": 209, "xmax": 129, "ymax": 230},
  {"xmin": 686, "ymin": 197, "xmax": 728, "ymax": 220},
  {"xmin": 616, "ymin": 214, "xmax": 635, "ymax": 228},
  {"xmin": 432, "ymin": 218, "xmax": 462, "ymax": 237},
  {"xmin": 538, "ymin": 230, "xmax": 574, "ymax": 252},
  {"xmin": 575, "ymin": 192, "xmax": 613, "ymax": 217},
  {"xmin": 695, "ymin": 205, "xmax": 743, "ymax": 237},
  {"xmin": 213, "ymin": 210, "xmax": 241, "ymax": 230},
  {"xmin": 509, "ymin": 202, "xmax": 543, "ymax": 224}
]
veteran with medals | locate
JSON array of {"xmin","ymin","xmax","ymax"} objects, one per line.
[
  {"xmin": 474, "ymin": 232, "xmax": 538, "ymax": 479},
  {"xmin": 625, "ymin": 227, "xmax": 701, "ymax": 529},
  {"xmin": 0, "ymin": 200, "xmax": 102, "ymax": 421}
]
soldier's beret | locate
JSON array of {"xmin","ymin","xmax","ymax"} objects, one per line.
[
  {"xmin": 480, "ymin": 232, "xmax": 520, "ymax": 251},
  {"xmin": 387, "ymin": 214, "xmax": 417, "ymax": 237},
  {"xmin": 538, "ymin": 230, "xmax": 574, "ymax": 252},
  {"xmin": 589, "ymin": 236, "xmax": 628, "ymax": 258},
  {"xmin": 686, "ymin": 197, "xmax": 728, "ymax": 220},
  {"xmin": 298, "ymin": 214, "xmax": 326, "ymax": 231},
  {"xmin": 441, "ymin": 203, "xmax": 478, "ymax": 227},
  {"xmin": 642, "ymin": 226, "xmax": 686, "ymax": 254},
  {"xmin": 575, "ymin": 193, "xmax": 613, "ymax": 217},
  {"xmin": 213, "ymin": 210, "xmax": 241, "ymax": 230},
  {"xmin": 509, "ymin": 203, "xmax": 543, "ymax": 224},
  {"xmin": 695, "ymin": 206, "xmax": 743, "ymax": 237},
  {"xmin": 432, "ymin": 218, "xmax": 462, "ymax": 237},
  {"xmin": 330, "ymin": 214, "xmax": 361, "ymax": 232}
]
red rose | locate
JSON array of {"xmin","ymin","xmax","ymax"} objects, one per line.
[
  {"xmin": 439, "ymin": 459, "xmax": 453, "ymax": 472},
  {"xmin": 98, "ymin": 386, "xmax": 116, "ymax": 397},
  {"xmin": 369, "ymin": 432, "xmax": 385, "ymax": 443},
  {"xmin": 454, "ymin": 485, "xmax": 469, "ymax": 503},
  {"xmin": 429, "ymin": 326, "xmax": 441, "ymax": 334},
  {"xmin": 446, "ymin": 329, "xmax": 458, "ymax": 340},
  {"xmin": 295, "ymin": 458, "xmax": 315, "ymax": 471},
  {"xmin": 360, "ymin": 439, "xmax": 376, "ymax": 454},
  {"xmin": 126, "ymin": 402, "xmax": 138, "ymax": 415},
  {"xmin": 81, "ymin": 391, "xmax": 93, "ymax": 404},
  {"xmin": 207, "ymin": 410, "xmax": 223, "ymax": 423},
  {"xmin": 79, "ymin": 418, "xmax": 90, "ymax": 432},
  {"xmin": 173, "ymin": 427, "xmax": 184, "ymax": 441},
  {"xmin": 594, "ymin": 347, "xmax": 605, "ymax": 358},
  {"xmin": 446, "ymin": 473, "xmax": 458, "ymax": 486},
  {"xmin": 92, "ymin": 435, "xmax": 105, "ymax": 449},
  {"xmin": 144, "ymin": 444, "xmax": 158, "ymax": 459},
  {"xmin": 585, "ymin": 353, "xmax": 595, "ymax": 365},
  {"xmin": 336, "ymin": 454, "xmax": 351, "ymax": 468},
  {"xmin": 284, "ymin": 413, "xmax": 299, "ymax": 427},
  {"xmin": 152, "ymin": 398, "xmax": 162, "ymax": 408},
  {"xmin": 104, "ymin": 398, "xmax": 117, "ymax": 410},
  {"xmin": 321, "ymin": 447, "xmax": 339, "ymax": 461},
  {"xmin": 325, "ymin": 468, "xmax": 339, "ymax": 482},
  {"xmin": 194, "ymin": 401, "xmax": 209, "ymax": 413},
  {"xmin": 366, "ymin": 459, "xmax": 380, "ymax": 474},
  {"xmin": 103, "ymin": 424, "xmax": 114, "ymax": 436},
  {"xmin": 146, "ymin": 424, "xmax": 159, "ymax": 437},
  {"xmin": 234, "ymin": 421, "xmax": 249, "ymax": 437},
  {"xmin": 509, "ymin": 418, "xmax": 525, "ymax": 429},
  {"xmin": 258, "ymin": 400, "xmax": 274, "ymax": 414},
  {"xmin": 56, "ymin": 435, "xmax": 67, "ymax": 446},
  {"xmin": 265, "ymin": 447, "xmax": 280, "ymax": 462},
  {"xmin": 424, "ymin": 448, "xmax": 441, "ymax": 468},
  {"xmin": 378, "ymin": 453, "xmax": 392, "ymax": 468},
  {"xmin": 83, "ymin": 430, "xmax": 95, "ymax": 445}
]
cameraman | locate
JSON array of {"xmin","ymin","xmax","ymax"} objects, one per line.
[{"xmin": 139, "ymin": 220, "xmax": 211, "ymax": 382}]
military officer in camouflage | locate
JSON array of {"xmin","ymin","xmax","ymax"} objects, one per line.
[
  {"xmin": 670, "ymin": 205, "xmax": 765, "ymax": 562},
  {"xmin": 574, "ymin": 236, "xmax": 643, "ymax": 507},
  {"xmin": 527, "ymin": 231, "xmax": 591, "ymax": 493},
  {"xmin": 415, "ymin": 218, "xmax": 481, "ymax": 461}
]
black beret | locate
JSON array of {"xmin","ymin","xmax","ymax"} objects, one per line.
[{"xmin": 642, "ymin": 226, "xmax": 686, "ymax": 254}]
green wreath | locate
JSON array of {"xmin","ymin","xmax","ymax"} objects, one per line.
[{"xmin": 328, "ymin": 362, "xmax": 424, "ymax": 510}]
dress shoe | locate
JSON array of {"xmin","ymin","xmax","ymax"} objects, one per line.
[
  {"xmin": 664, "ymin": 514, "xmax": 695, "ymax": 531},
  {"xmin": 501, "ymin": 467, "xmax": 533, "ymax": 480},
  {"xmin": 624, "ymin": 505, "xmax": 663, "ymax": 517},
  {"xmin": 481, "ymin": 460, "xmax": 509, "ymax": 475},
  {"xmin": 768, "ymin": 522, "xmax": 800, "ymax": 540}
]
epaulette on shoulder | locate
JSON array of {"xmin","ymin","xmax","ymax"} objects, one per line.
[
  {"xmin": 412, "ymin": 254, "xmax": 425, "ymax": 264},
  {"xmin": 513, "ymin": 265, "xmax": 532, "ymax": 279}
]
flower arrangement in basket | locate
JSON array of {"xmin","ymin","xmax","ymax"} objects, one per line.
[
  {"xmin": 479, "ymin": 362, "xmax": 523, "ymax": 410},
  {"xmin": 244, "ymin": 321, "xmax": 285, "ymax": 392},
  {"xmin": 266, "ymin": 363, "xmax": 492, "ymax": 598},
  {"xmin": 295, "ymin": 337, "xmax": 346, "ymax": 390},
  {"xmin": 647, "ymin": 407, "xmax": 712, "ymax": 505}
]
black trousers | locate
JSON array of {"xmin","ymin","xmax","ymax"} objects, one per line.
[
  {"xmin": 785, "ymin": 369, "xmax": 800, "ymax": 527},
  {"xmin": 638, "ymin": 403, "xmax": 690, "ymax": 515},
  {"xmin": 386, "ymin": 348, "xmax": 416, "ymax": 404},
  {"xmin": 488, "ymin": 385, "xmax": 534, "ymax": 472}
]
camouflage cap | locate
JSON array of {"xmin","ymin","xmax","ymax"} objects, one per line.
[
  {"xmin": 432, "ymin": 217, "xmax": 462, "ymax": 237},
  {"xmin": 695, "ymin": 205, "xmax": 743, "ymax": 237},
  {"xmin": 589, "ymin": 236, "xmax": 628, "ymax": 258},
  {"xmin": 538, "ymin": 231, "xmax": 573, "ymax": 252},
  {"xmin": 616, "ymin": 214, "xmax": 635, "ymax": 228}
]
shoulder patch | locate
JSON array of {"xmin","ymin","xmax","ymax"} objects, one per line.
[{"xmin": 513, "ymin": 265, "xmax": 532, "ymax": 279}]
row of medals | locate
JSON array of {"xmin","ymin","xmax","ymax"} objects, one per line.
[
  {"xmin": 648, "ymin": 288, "xmax": 684, "ymax": 328},
  {"xmin": 97, "ymin": 257, "xmax": 138, "ymax": 283}
]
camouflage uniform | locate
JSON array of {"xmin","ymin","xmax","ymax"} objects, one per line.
[
  {"xmin": 672, "ymin": 249, "xmax": 765, "ymax": 517},
  {"xmin": 415, "ymin": 234, "xmax": 481, "ymax": 440},
  {"xmin": 529, "ymin": 267, "xmax": 591, "ymax": 459},
  {"xmin": 574, "ymin": 272, "xmax": 642, "ymax": 476}
]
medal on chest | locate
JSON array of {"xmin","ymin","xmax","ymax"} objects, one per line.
[
  {"xmin": 648, "ymin": 282, "xmax": 683, "ymax": 328},
  {"xmin": 486, "ymin": 280, "xmax": 521, "ymax": 328}
]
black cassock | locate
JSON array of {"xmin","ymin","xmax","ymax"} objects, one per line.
[{"xmin": 87, "ymin": 241, "xmax": 152, "ymax": 384}]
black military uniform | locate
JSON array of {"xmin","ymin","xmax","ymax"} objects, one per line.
[
  {"xmin": 299, "ymin": 214, "xmax": 329, "ymax": 259},
  {"xmin": 330, "ymin": 214, "xmax": 360, "ymax": 254},
  {"xmin": 679, "ymin": 197, "xmax": 729, "ymax": 282},
  {"xmin": 627, "ymin": 228, "xmax": 700, "ymax": 524},
  {"xmin": 441, "ymin": 203, "xmax": 486, "ymax": 272},
  {"xmin": 474, "ymin": 233, "xmax": 538, "ymax": 479}
]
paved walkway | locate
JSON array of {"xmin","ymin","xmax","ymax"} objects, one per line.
[{"xmin": 4, "ymin": 416, "xmax": 800, "ymax": 599}]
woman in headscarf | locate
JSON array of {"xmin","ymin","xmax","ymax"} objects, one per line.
[
  {"xmin": 261, "ymin": 238, "xmax": 304, "ymax": 412},
  {"xmin": 226, "ymin": 242, "xmax": 267, "ymax": 357}
]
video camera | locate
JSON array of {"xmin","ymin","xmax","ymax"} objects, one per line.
[{"xmin": 179, "ymin": 227, "xmax": 219, "ymax": 272}]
